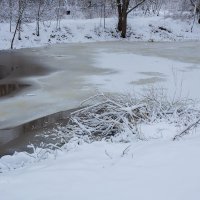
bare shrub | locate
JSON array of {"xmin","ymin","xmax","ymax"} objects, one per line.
[{"xmin": 53, "ymin": 88, "xmax": 200, "ymax": 143}]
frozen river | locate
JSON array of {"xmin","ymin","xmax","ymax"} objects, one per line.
[{"xmin": 0, "ymin": 41, "xmax": 200, "ymax": 132}]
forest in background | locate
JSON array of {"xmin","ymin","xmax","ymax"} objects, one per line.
[
  {"xmin": 1, "ymin": 0, "xmax": 200, "ymax": 49},
  {"xmin": 0, "ymin": 0, "xmax": 198, "ymax": 25}
]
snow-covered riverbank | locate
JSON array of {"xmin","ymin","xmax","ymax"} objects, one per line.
[
  {"xmin": 1, "ymin": 137, "xmax": 200, "ymax": 200},
  {"xmin": 1, "ymin": 14, "xmax": 200, "ymax": 50},
  {"xmin": 1, "ymin": 14, "xmax": 200, "ymax": 200}
]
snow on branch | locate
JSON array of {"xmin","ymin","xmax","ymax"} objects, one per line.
[{"xmin": 55, "ymin": 89, "xmax": 200, "ymax": 143}]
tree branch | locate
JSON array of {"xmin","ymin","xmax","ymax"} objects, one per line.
[
  {"xmin": 190, "ymin": 0, "xmax": 196, "ymax": 7},
  {"xmin": 126, "ymin": 0, "xmax": 146, "ymax": 15},
  {"xmin": 173, "ymin": 118, "xmax": 200, "ymax": 140}
]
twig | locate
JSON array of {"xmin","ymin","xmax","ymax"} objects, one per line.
[
  {"xmin": 121, "ymin": 145, "xmax": 131, "ymax": 157},
  {"xmin": 173, "ymin": 118, "xmax": 200, "ymax": 140},
  {"xmin": 105, "ymin": 150, "xmax": 112, "ymax": 159}
]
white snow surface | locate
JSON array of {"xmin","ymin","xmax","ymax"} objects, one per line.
[
  {"xmin": 1, "ymin": 14, "xmax": 200, "ymax": 50},
  {"xmin": 1, "ymin": 137, "xmax": 200, "ymax": 200}
]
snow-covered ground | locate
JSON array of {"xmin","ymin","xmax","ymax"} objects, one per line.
[
  {"xmin": 1, "ymin": 14, "xmax": 200, "ymax": 200},
  {"xmin": 1, "ymin": 137, "xmax": 200, "ymax": 200},
  {"xmin": 1, "ymin": 14, "xmax": 200, "ymax": 50}
]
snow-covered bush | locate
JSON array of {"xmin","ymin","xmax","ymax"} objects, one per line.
[
  {"xmin": 1, "ymin": 87, "xmax": 200, "ymax": 172},
  {"xmin": 51, "ymin": 88, "xmax": 200, "ymax": 144}
]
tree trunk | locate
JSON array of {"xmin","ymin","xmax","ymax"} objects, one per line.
[
  {"xmin": 11, "ymin": 18, "xmax": 20, "ymax": 49},
  {"xmin": 117, "ymin": 0, "xmax": 122, "ymax": 31},
  {"xmin": 11, "ymin": 0, "xmax": 26, "ymax": 48},
  {"xmin": 116, "ymin": 0, "xmax": 145, "ymax": 38},
  {"xmin": 121, "ymin": 14, "xmax": 127, "ymax": 38},
  {"xmin": 18, "ymin": 0, "xmax": 22, "ymax": 40},
  {"xmin": 9, "ymin": 0, "xmax": 12, "ymax": 32},
  {"xmin": 121, "ymin": 0, "xmax": 129, "ymax": 38},
  {"xmin": 36, "ymin": 1, "xmax": 41, "ymax": 36},
  {"xmin": 18, "ymin": 19, "xmax": 21, "ymax": 40},
  {"xmin": 56, "ymin": 0, "xmax": 61, "ymax": 30},
  {"xmin": 36, "ymin": 18, "xmax": 40, "ymax": 36}
]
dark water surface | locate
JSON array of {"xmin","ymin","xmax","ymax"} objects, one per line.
[{"xmin": 0, "ymin": 108, "xmax": 77, "ymax": 156}]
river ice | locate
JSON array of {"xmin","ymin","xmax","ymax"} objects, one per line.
[{"xmin": 1, "ymin": 41, "xmax": 200, "ymax": 129}]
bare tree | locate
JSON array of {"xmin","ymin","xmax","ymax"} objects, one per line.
[
  {"xmin": 116, "ymin": 0, "xmax": 146, "ymax": 38},
  {"xmin": 18, "ymin": 0, "xmax": 25, "ymax": 40},
  {"xmin": 35, "ymin": 0, "xmax": 51, "ymax": 36},
  {"xmin": 9, "ymin": 0, "xmax": 12, "ymax": 32},
  {"xmin": 190, "ymin": 0, "xmax": 200, "ymax": 31},
  {"xmin": 11, "ymin": 0, "xmax": 26, "ymax": 49},
  {"xmin": 150, "ymin": 0, "xmax": 163, "ymax": 15},
  {"xmin": 36, "ymin": 0, "xmax": 43, "ymax": 36},
  {"xmin": 56, "ymin": 0, "xmax": 64, "ymax": 30}
]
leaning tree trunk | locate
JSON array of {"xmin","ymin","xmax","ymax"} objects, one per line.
[{"xmin": 11, "ymin": 18, "xmax": 20, "ymax": 49}]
